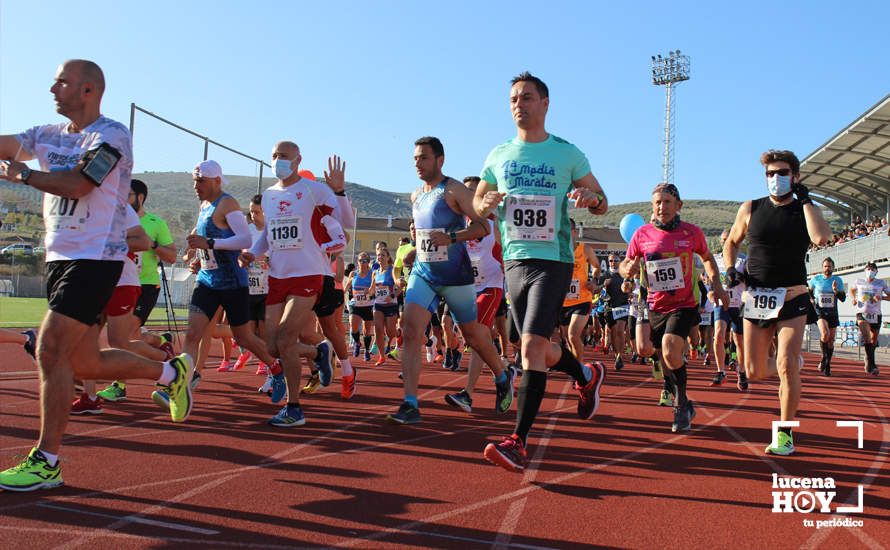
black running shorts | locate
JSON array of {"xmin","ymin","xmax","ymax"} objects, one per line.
[
  {"xmin": 134, "ymin": 284, "xmax": 161, "ymax": 326},
  {"xmin": 649, "ymin": 307, "xmax": 700, "ymax": 349},
  {"xmin": 313, "ymin": 276, "xmax": 345, "ymax": 318},
  {"xmin": 46, "ymin": 259, "xmax": 123, "ymax": 326},
  {"xmin": 190, "ymin": 283, "xmax": 250, "ymax": 327},
  {"xmin": 505, "ymin": 259, "xmax": 573, "ymax": 339}
]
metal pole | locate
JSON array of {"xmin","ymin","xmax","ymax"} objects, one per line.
[
  {"xmin": 257, "ymin": 163, "xmax": 264, "ymax": 195},
  {"xmin": 129, "ymin": 103, "xmax": 136, "ymax": 136},
  {"xmin": 203, "ymin": 140, "xmax": 209, "ymax": 161},
  {"xmin": 662, "ymin": 82, "xmax": 672, "ymax": 184},
  {"xmin": 351, "ymin": 207, "xmax": 359, "ymax": 264}
]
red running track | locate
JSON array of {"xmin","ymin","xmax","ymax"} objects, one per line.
[{"xmin": 0, "ymin": 342, "xmax": 888, "ymax": 549}]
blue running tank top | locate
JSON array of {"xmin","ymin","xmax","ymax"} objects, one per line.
[
  {"xmin": 374, "ymin": 266, "xmax": 397, "ymax": 306},
  {"xmin": 351, "ymin": 270, "xmax": 375, "ymax": 307},
  {"xmin": 412, "ymin": 180, "xmax": 472, "ymax": 286},
  {"xmin": 196, "ymin": 193, "xmax": 248, "ymax": 290}
]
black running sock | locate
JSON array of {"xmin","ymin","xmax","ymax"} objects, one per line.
[
  {"xmin": 663, "ymin": 368, "xmax": 677, "ymax": 396},
  {"xmin": 865, "ymin": 343, "xmax": 876, "ymax": 367},
  {"xmin": 363, "ymin": 335, "xmax": 372, "ymax": 350},
  {"xmin": 673, "ymin": 364, "xmax": 688, "ymax": 406},
  {"xmin": 445, "ymin": 347, "xmax": 453, "ymax": 364},
  {"xmin": 549, "ymin": 345, "xmax": 589, "ymax": 385},
  {"xmin": 778, "ymin": 426, "xmax": 792, "ymax": 436},
  {"xmin": 287, "ymin": 401, "xmax": 301, "ymax": 410},
  {"xmin": 819, "ymin": 340, "xmax": 828, "ymax": 358},
  {"xmin": 826, "ymin": 344, "xmax": 834, "ymax": 365},
  {"xmin": 514, "ymin": 370, "xmax": 547, "ymax": 445},
  {"xmin": 351, "ymin": 331, "xmax": 361, "ymax": 345}
]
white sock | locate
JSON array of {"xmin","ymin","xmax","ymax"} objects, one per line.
[
  {"xmin": 88, "ymin": 393, "xmax": 97, "ymax": 401},
  {"xmin": 340, "ymin": 358, "xmax": 353, "ymax": 376},
  {"xmin": 38, "ymin": 449, "xmax": 59, "ymax": 466},
  {"xmin": 157, "ymin": 361, "xmax": 177, "ymax": 386}
]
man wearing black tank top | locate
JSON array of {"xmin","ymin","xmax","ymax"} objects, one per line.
[{"xmin": 723, "ymin": 150, "xmax": 831, "ymax": 456}]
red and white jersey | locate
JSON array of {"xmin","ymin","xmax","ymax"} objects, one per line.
[
  {"xmin": 255, "ymin": 178, "xmax": 346, "ymax": 279},
  {"xmin": 17, "ymin": 116, "xmax": 133, "ymax": 262},
  {"xmin": 464, "ymin": 218, "xmax": 504, "ymax": 292},
  {"xmin": 118, "ymin": 206, "xmax": 143, "ymax": 287}
]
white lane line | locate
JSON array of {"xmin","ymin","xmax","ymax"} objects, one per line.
[
  {"xmin": 492, "ymin": 380, "xmax": 572, "ymax": 549},
  {"xmin": 334, "ymin": 392, "xmax": 753, "ymax": 548},
  {"xmin": 405, "ymin": 528, "xmax": 557, "ymax": 550},
  {"xmin": 37, "ymin": 502, "xmax": 220, "ymax": 535}
]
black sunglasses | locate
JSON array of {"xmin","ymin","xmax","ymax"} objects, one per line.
[{"xmin": 765, "ymin": 168, "xmax": 791, "ymax": 177}]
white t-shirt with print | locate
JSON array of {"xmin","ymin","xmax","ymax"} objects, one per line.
[
  {"xmin": 16, "ymin": 116, "xmax": 133, "ymax": 262},
  {"xmin": 117, "ymin": 206, "xmax": 143, "ymax": 287}
]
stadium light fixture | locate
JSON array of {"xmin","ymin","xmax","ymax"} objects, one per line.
[{"xmin": 650, "ymin": 49, "xmax": 691, "ymax": 185}]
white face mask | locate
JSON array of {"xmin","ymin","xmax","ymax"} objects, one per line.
[
  {"xmin": 274, "ymin": 159, "xmax": 294, "ymax": 180},
  {"xmin": 866, "ymin": 269, "xmax": 877, "ymax": 280},
  {"xmin": 767, "ymin": 174, "xmax": 792, "ymax": 197}
]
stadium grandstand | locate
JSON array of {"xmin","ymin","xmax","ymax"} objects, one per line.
[{"xmin": 803, "ymin": 93, "xmax": 890, "ymax": 339}]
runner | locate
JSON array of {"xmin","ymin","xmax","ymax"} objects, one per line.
[
  {"xmin": 152, "ymin": 159, "xmax": 284, "ymax": 411},
  {"xmin": 603, "ymin": 253, "xmax": 631, "ymax": 371},
  {"xmin": 443, "ymin": 175, "xmax": 515, "ymax": 414},
  {"xmin": 712, "ymin": 229, "xmax": 748, "ymax": 390},
  {"xmin": 0, "ymin": 329, "xmax": 37, "ymax": 358},
  {"xmin": 371, "ymin": 248, "xmax": 400, "ymax": 366},
  {"xmin": 807, "ymin": 257, "xmax": 845, "ymax": 377},
  {"xmin": 558, "ymin": 219, "xmax": 600, "ymax": 360},
  {"xmin": 474, "ymin": 72, "xmax": 608, "ymax": 472},
  {"xmin": 620, "ymin": 183, "xmax": 729, "ymax": 433},
  {"xmin": 0, "ymin": 60, "xmax": 191, "ymax": 491},
  {"xmin": 723, "ymin": 149, "xmax": 832, "ymax": 455},
  {"xmin": 850, "ymin": 261, "xmax": 887, "ymax": 376},
  {"xmin": 346, "ymin": 251, "xmax": 376, "ymax": 362},
  {"xmin": 242, "ymin": 141, "xmax": 346, "ymax": 426},
  {"xmin": 387, "ymin": 138, "xmax": 513, "ymax": 424},
  {"xmin": 232, "ymin": 195, "xmax": 270, "ymax": 374},
  {"xmin": 698, "ymin": 273, "xmax": 716, "ymax": 366}
]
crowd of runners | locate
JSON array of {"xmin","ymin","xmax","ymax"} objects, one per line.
[{"xmin": 0, "ymin": 59, "xmax": 885, "ymax": 490}]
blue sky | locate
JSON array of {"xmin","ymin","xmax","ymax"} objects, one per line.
[{"xmin": 2, "ymin": 0, "xmax": 889, "ymax": 205}]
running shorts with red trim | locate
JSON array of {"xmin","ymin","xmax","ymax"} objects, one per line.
[
  {"xmin": 476, "ymin": 287, "xmax": 504, "ymax": 327},
  {"xmin": 267, "ymin": 275, "xmax": 324, "ymax": 306},
  {"xmin": 105, "ymin": 285, "xmax": 142, "ymax": 317}
]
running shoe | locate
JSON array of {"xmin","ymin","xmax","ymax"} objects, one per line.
[
  {"xmin": 255, "ymin": 362, "xmax": 269, "ymax": 376},
  {"xmin": 0, "ymin": 448, "xmax": 63, "ymax": 491},
  {"xmin": 445, "ymin": 389, "xmax": 473, "ymax": 413},
  {"xmin": 315, "ymin": 340, "xmax": 334, "ymax": 386},
  {"xmin": 341, "ymin": 369, "xmax": 357, "ymax": 400},
  {"xmin": 387, "ymin": 347, "xmax": 400, "ymax": 360},
  {"xmin": 483, "ymin": 434, "xmax": 528, "ymax": 473},
  {"xmin": 728, "ymin": 358, "xmax": 737, "ymax": 372},
  {"xmin": 494, "ymin": 369, "xmax": 515, "ymax": 414},
  {"xmin": 167, "ymin": 354, "xmax": 194, "ymax": 422},
  {"xmin": 631, "ymin": 353, "xmax": 639, "ymax": 364},
  {"xmin": 575, "ymin": 361, "xmax": 605, "ymax": 420},
  {"xmin": 690, "ymin": 348, "xmax": 698, "ymax": 360},
  {"xmin": 765, "ymin": 431, "xmax": 795, "ymax": 456},
  {"xmin": 450, "ymin": 349, "xmax": 462, "ymax": 371},
  {"xmin": 232, "ymin": 351, "xmax": 251, "ymax": 371},
  {"xmin": 433, "ymin": 352, "xmax": 444, "ymax": 363},
  {"xmin": 353, "ymin": 341, "xmax": 361, "ymax": 358},
  {"xmin": 364, "ymin": 349, "xmax": 372, "ymax": 362},
  {"xmin": 370, "ymin": 343, "xmax": 378, "ymax": 355},
  {"xmin": 70, "ymin": 393, "xmax": 103, "ymax": 415},
  {"xmin": 161, "ymin": 332, "xmax": 174, "ymax": 344},
  {"xmin": 97, "ymin": 381, "xmax": 127, "ymax": 402},
  {"xmin": 671, "ymin": 400, "xmax": 695, "ymax": 433},
  {"xmin": 443, "ymin": 349, "xmax": 453, "ymax": 370},
  {"xmin": 614, "ymin": 356, "xmax": 624, "ymax": 371},
  {"xmin": 386, "ymin": 401, "xmax": 421, "ymax": 425},
  {"xmin": 216, "ymin": 360, "xmax": 234, "ymax": 372},
  {"xmin": 151, "ymin": 359, "xmax": 196, "ymax": 414},
  {"xmin": 704, "ymin": 352, "xmax": 711, "ymax": 366},
  {"xmin": 258, "ymin": 374, "xmax": 273, "ymax": 395},
  {"xmin": 374, "ymin": 354, "xmax": 386, "ymax": 367},
  {"xmin": 658, "ymin": 389, "xmax": 673, "ymax": 407},
  {"xmin": 300, "ymin": 371, "xmax": 321, "ymax": 396},
  {"xmin": 710, "ymin": 371, "xmax": 726, "ymax": 386},
  {"xmin": 822, "ymin": 363, "xmax": 832, "ymax": 377},
  {"xmin": 650, "ymin": 358, "xmax": 664, "ymax": 380},
  {"xmin": 22, "ymin": 329, "xmax": 37, "ymax": 359},
  {"xmin": 268, "ymin": 405, "xmax": 306, "ymax": 427},
  {"xmin": 270, "ymin": 372, "xmax": 287, "ymax": 403},
  {"xmin": 737, "ymin": 369, "xmax": 749, "ymax": 391},
  {"xmin": 866, "ymin": 365, "xmax": 880, "ymax": 376}
]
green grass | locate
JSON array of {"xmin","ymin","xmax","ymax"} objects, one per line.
[{"xmin": 0, "ymin": 297, "xmax": 188, "ymax": 328}]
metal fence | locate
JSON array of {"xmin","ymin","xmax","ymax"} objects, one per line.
[{"xmin": 806, "ymin": 231, "xmax": 890, "ymax": 274}]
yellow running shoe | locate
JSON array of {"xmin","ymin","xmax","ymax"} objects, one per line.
[
  {"xmin": 301, "ymin": 371, "xmax": 321, "ymax": 394},
  {"xmin": 765, "ymin": 431, "xmax": 795, "ymax": 456},
  {"xmin": 0, "ymin": 448, "xmax": 63, "ymax": 491},
  {"xmin": 166, "ymin": 353, "xmax": 194, "ymax": 423}
]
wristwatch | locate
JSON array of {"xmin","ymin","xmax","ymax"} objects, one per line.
[
  {"xmin": 207, "ymin": 238, "xmax": 215, "ymax": 250},
  {"xmin": 449, "ymin": 231, "xmax": 457, "ymax": 244},
  {"xmin": 19, "ymin": 168, "xmax": 32, "ymax": 185}
]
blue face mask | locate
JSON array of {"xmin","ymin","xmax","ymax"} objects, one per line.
[
  {"xmin": 274, "ymin": 159, "xmax": 294, "ymax": 180},
  {"xmin": 768, "ymin": 174, "xmax": 792, "ymax": 197}
]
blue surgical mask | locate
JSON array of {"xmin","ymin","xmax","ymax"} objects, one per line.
[
  {"xmin": 274, "ymin": 159, "xmax": 294, "ymax": 180},
  {"xmin": 768, "ymin": 174, "xmax": 792, "ymax": 197},
  {"xmin": 866, "ymin": 269, "xmax": 877, "ymax": 280}
]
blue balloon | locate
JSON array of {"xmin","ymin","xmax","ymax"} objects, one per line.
[{"xmin": 619, "ymin": 213, "xmax": 646, "ymax": 243}]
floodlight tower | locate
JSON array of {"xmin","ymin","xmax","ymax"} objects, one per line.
[{"xmin": 650, "ymin": 50, "xmax": 690, "ymax": 185}]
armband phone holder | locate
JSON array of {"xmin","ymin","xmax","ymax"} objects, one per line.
[{"xmin": 80, "ymin": 142, "xmax": 121, "ymax": 186}]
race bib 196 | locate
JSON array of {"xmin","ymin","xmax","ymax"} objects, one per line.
[
  {"xmin": 269, "ymin": 215, "xmax": 303, "ymax": 250},
  {"xmin": 416, "ymin": 228, "xmax": 448, "ymax": 263},
  {"xmin": 743, "ymin": 287, "xmax": 787, "ymax": 320},
  {"xmin": 645, "ymin": 257, "xmax": 684, "ymax": 292},
  {"xmin": 505, "ymin": 194, "xmax": 556, "ymax": 242}
]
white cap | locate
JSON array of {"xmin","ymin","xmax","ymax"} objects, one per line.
[{"xmin": 193, "ymin": 160, "xmax": 228, "ymax": 185}]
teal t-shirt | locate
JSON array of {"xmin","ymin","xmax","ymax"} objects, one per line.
[{"xmin": 480, "ymin": 134, "xmax": 590, "ymax": 263}]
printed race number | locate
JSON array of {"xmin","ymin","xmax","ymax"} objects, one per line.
[
  {"xmin": 269, "ymin": 216, "xmax": 303, "ymax": 250},
  {"xmin": 743, "ymin": 287, "xmax": 787, "ymax": 320},
  {"xmin": 645, "ymin": 257, "xmax": 684, "ymax": 292},
  {"xmin": 416, "ymin": 228, "xmax": 448, "ymax": 262},
  {"xmin": 566, "ymin": 278, "xmax": 580, "ymax": 300},
  {"xmin": 505, "ymin": 195, "xmax": 556, "ymax": 242}
]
